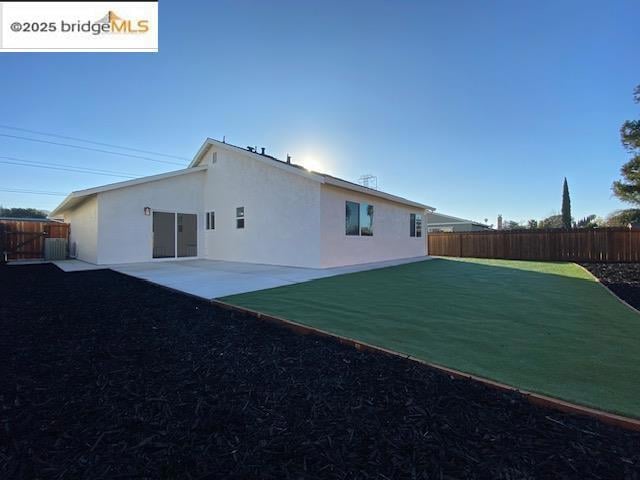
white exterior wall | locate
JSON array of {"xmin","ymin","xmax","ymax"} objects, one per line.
[
  {"xmin": 95, "ymin": 171, "xmax": 205, "ymax": 264},
  {"xmin": 202, "ymin": 148, "xmax": 322, "ymax": 268},
  {"xmin": 64, "ymin": 196, "xmax": 98, "ymax": 264},
  {"xmin": 320, "ymin": 184, "xmax": 426, "ymax": 268}
]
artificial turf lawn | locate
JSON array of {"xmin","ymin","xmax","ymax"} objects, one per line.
[{"xmin": 222, "ymin": 257, "xmax": 640, "ymax": 418}]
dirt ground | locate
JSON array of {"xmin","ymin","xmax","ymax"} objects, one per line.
[
  {"xmin": 1, "ymin": 264, "xmax": 639, "ymax": 479},
  {"xmin": 581, "ymin": 262, "xmax": 640, "ymax": 309}
]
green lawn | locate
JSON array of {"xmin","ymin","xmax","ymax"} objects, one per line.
[{"xmin": 221, "ymin": 258, "xmax": 640, "ymax": 418}]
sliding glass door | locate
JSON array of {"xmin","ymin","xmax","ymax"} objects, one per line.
[
  {"xmin": 152, "ymin": 212, "xmax": 176, "ymax": 258},
  {"xmin": 177, "ymin": 213, "xmax": 197, "ymax": 258},
  {"xmin": 152, "ymin": 212, "xmax": 197, "ymax": 259}
]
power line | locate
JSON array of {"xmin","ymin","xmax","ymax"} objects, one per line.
[
  {"xmin": 0, "ymin": 156, "xmax": 139, "ymax": 178},
  {"xmin": 0, "ymin": 188, "xmax": 67, "ymax": 196},
  {"xmin": 0, "ymin": 124, "xmax": 190, "ymax": 161},
  {"xmin": 0, "ymin": 133, "xmax": 186, "ymax": 166}
]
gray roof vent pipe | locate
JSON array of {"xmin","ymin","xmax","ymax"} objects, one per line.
[
  {"xmin": 261, "ymin": 147, "xmax": 265, "ymax": 155},
  {"xmin": 286, "ymin": 155, "xmax": 291, "ymax": 164}
]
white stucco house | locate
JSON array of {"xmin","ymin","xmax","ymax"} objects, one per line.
[{"xmin": 50, "ymin": 138, "xmax": 433, "ymax": 268}]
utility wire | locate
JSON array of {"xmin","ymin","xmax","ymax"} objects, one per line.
[
  {"xmin": 0, "ymin": 124, "xmax": 190, "ymax": 161},
  {"xmin": 0, "ymin": 188, "xmax": 67, "ymax": 196},
  {"xmin": 0, "ymin": 133, "xmax": 186, "ymax": 166},
  {"xmin": 0, "ymin": 156, "xmax": 139, "ymax": 178}
]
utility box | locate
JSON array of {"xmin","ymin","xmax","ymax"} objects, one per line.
[{"xmin": 44, "ymin": 238, "xmax": 67, "ymax": 260}]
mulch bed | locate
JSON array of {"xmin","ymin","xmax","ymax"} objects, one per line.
[
  {"xmin": 1, "ymin": 265, "xmax": 639, "ymax": 479},
  {"xmin": 581, "ymin": 262, "xmax": 640, "ymax": 310}
]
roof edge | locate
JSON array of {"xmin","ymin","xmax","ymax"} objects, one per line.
[
  {"xmin": 50, "ymin": 166, "xmax": 207, "ymax": 217},
  {"xmin": 323, "ymin": 176, "xmax": 433, "ymax": 210}
]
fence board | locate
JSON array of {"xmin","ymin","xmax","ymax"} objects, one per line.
[
  {"xmin": 0, "ymin": 219, "xmax": 69, "ymax": 261},
  {"xmin": 427, "ymin": 228, "xmax": 640, "ymax": 263}
]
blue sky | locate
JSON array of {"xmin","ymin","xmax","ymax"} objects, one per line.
[{"xmin": 0, "ymin": 0, "xmax": 638, "ymax": 225}]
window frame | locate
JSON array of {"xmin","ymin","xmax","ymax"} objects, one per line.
[
  {"xmin": 345, "ymin": 200, "xmax": 374, "ymax": 237},
  {"xmin": 410, "ymin": 213, "xmax": 423, "ymax": 238},
  {"xmin": 345, "ymin": 201, "xmax": 360, "ymax": 236},
  {"xmin": 360, "ymin": 203, "xmax": 374, "ymax": 236},
  {"xmin": 206, "ymin": 211, "xmax": 215, "ymax": 230},
  {"xmin": 236, "ymin": 206, "xmax": 245, "ymax": 229}
]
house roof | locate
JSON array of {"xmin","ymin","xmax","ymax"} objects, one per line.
[
  {"xmin": 50, "ymin": 166, "xmax": 207, "ymax": 217},
  {"xmin": 51, "ymin": 138, "xmax": 433, "ymax": 217},
  {"xmin": 191, "ymin": 138, "xmax": 434, "ymax": 210},
  {"xmin": 426, "ymin": 211, "xmax": 491, "ymax": 228}
]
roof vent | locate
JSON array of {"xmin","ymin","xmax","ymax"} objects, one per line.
[
  {"xmin": 286, "ymin": 155, "xmax": 291, "ymax": 164},
  {"xmin": 261, "ymin": 147, "xmax": 265, "ymax": 155},
  {"xmin": 247, "ymin": 146, "xmax": 254, "ymax": 152}
]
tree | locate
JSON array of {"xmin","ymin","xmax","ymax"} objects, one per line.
[
  {"xmin": 539, "ymin": 214, "xmax": 563, "ymax": 229},
  {"xmin": 0, "ymin": 207, "xmax": 48, "ymax": 219},
  {"xmin": 561, "ymin": 177, "xmax": 572, "ymax": 228},
  {"xmin": 573, "ymin": 214, "xmax": 598, "ymax": 229},
  {"xmin": 612, "ymin": 85, "xmax": 640, "ymax": 205},
  {"xmin": 527, "ymin": 219, "xmax": 538, "ymax": 229},
  {"xmin": 502, "ymin": 220, "xmax": 522, "ymax": 230},
  {"xmin": 606, "ymin": 209, "xmax": 640, "ymax": 226}
]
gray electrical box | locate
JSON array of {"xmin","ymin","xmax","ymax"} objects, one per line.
[{"xmin": 44, "ymin": 238, "xmax": 67, "ymax": 260}]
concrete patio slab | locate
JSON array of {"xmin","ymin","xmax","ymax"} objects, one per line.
[
  {"xmin": 52, "ymin": 260, "xmax": 108, "ymax": 272},
  {"xmin": 109, "ymin": 256, "xmax": 431, "ymax": 299}
]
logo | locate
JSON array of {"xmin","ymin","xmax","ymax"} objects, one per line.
[
  {"xmin": 97, "ymin": 11, "xmax": 150, "ymax": 34},
  {"xmin": 1, "ymin": 1, "xmax": 159, "ymax": 52}
]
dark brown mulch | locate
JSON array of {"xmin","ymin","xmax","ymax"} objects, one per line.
[
  {"xmin": 581, "ymin": 262, "xmax": 640, "ymax": 310},
  {"xmin": 1, "ymin": 264, "xmax": 639, "ymax": 480}
]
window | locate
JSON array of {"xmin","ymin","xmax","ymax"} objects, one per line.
[
  {"xmin": 410, "ymin": 213, "xmax": 423, "ymax": 237},
  {"xmin": 206, "ymin": 211, "xmax": 215, "ymax": 230},
  {"xmin": 360, "ymin": 203, "xmax": 374, "ymax": 236},
  {"xmin": 236, "ymin": 206, "xmax": 245, "ymax": 229},
  {"xmin": 345, "ymin": 201, "xmax": 360, "ymax": 235},
  {"xmin": 345, "ymin": 201, "xmax": 374, "ymax": 236}
]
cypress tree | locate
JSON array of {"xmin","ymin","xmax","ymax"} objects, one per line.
[{"xmin": 561, "ymin": 177, "xmax": 572, "ymax": 228}]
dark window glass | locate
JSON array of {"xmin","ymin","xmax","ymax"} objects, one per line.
[
  {"xmin": 211, "ymin": 212, "xmax": 215, "ymax": 230},
  {"xmin": 360, "ymin": 203, "xmax": 374, "ymax": 236},
  {"xmin": 152, "ymin": 212, "xmax": 175, "ymax": 258},
  {"xmin": 177, "ymin": 213, "xmax": 197, "ymax": 257},
  {"xmin": 410, "ymin": 213, "xmax": 416, "ymax": 237},
  {"xmin": 206, "ymin": 212, "xmax": 210, "ymax": 230},
  {"xmin": 236, "ymin": 207, "xmax": 244, "ymax": 229},
  {"xmin": 415, "ymin": 214, "xmax": 422, "ymax": 237},
  {"xmin": 346, "ymin": 201, "xmax": 359, "ymax": 235}
]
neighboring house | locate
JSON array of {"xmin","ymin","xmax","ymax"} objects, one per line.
[
  {"xmin": 51, "ymin": 138, "xmax": 433, "ymax": 268},
  {"xmin": 426, "ymin": 212, "xmax": 492, "ymax": 232}
]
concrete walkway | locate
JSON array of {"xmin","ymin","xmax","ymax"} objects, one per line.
[{"xmin": 103, "ymin": 257, "xmax": 430, "ymax": 299}]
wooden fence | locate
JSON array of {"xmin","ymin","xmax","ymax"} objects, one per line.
[
  {"xmin": 427, "ymin": 228, "xmax": 640, "ymax": 262},
  {"xmin": 0, "ymin": 219, "xmax": 70, "ymax": 261}
]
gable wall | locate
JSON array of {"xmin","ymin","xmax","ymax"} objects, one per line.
[
  {"xmin": 202, "ymin": 147, "xmax": 322, "ymax": 267},
  {"xmin": 96, "ymin": 171, "xmax": 205, "ymax": 264}
]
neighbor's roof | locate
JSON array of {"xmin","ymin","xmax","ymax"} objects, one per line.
[
  {"xmin": 426, "ymin": 211, "xmax": 491, "ymax": 228},
  {"xmin": 50, "ymin": 166, "xmax": 207, "ymax": 217},
  {"xmin": 191, "ymin": 138, "xmax": 434, "ymax": 210}
]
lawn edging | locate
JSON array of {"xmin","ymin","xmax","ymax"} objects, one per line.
[
  {"xmin": 574, "ymin": 263, "xmax": 640, "ymax": 315},
  {"xmin": 212, "ymin": 299, "xmax": 640, "ymax": 432}
]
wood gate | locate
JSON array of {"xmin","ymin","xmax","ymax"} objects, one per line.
[{"xmin": 0, "ymin": 219, "xmax": 70, "ymax": 262}]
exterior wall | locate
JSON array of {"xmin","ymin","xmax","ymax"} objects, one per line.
[
  {"xmin": 63, "ymin": 196, "xmax": 98, "ymax": 264},
  {"xmin": 95, "ymin": 171, "xmax": 205, "ymax": 264},
  {"xmin": 320, "ymin": 184, "xmax": 426, "ymax": 268},
  {"xmin": 202, "ymin": 147, "xmax": 322, "ymax": 268}
]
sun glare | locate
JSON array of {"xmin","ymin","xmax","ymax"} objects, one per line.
[{"xmin": 301, "ymin": 157, "xmax": 323, "ymax": 173}]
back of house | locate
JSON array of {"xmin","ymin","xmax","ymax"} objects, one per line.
[{"xmin": 51, "ymin": 138, "xmax": 432, "ymax": 268}]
